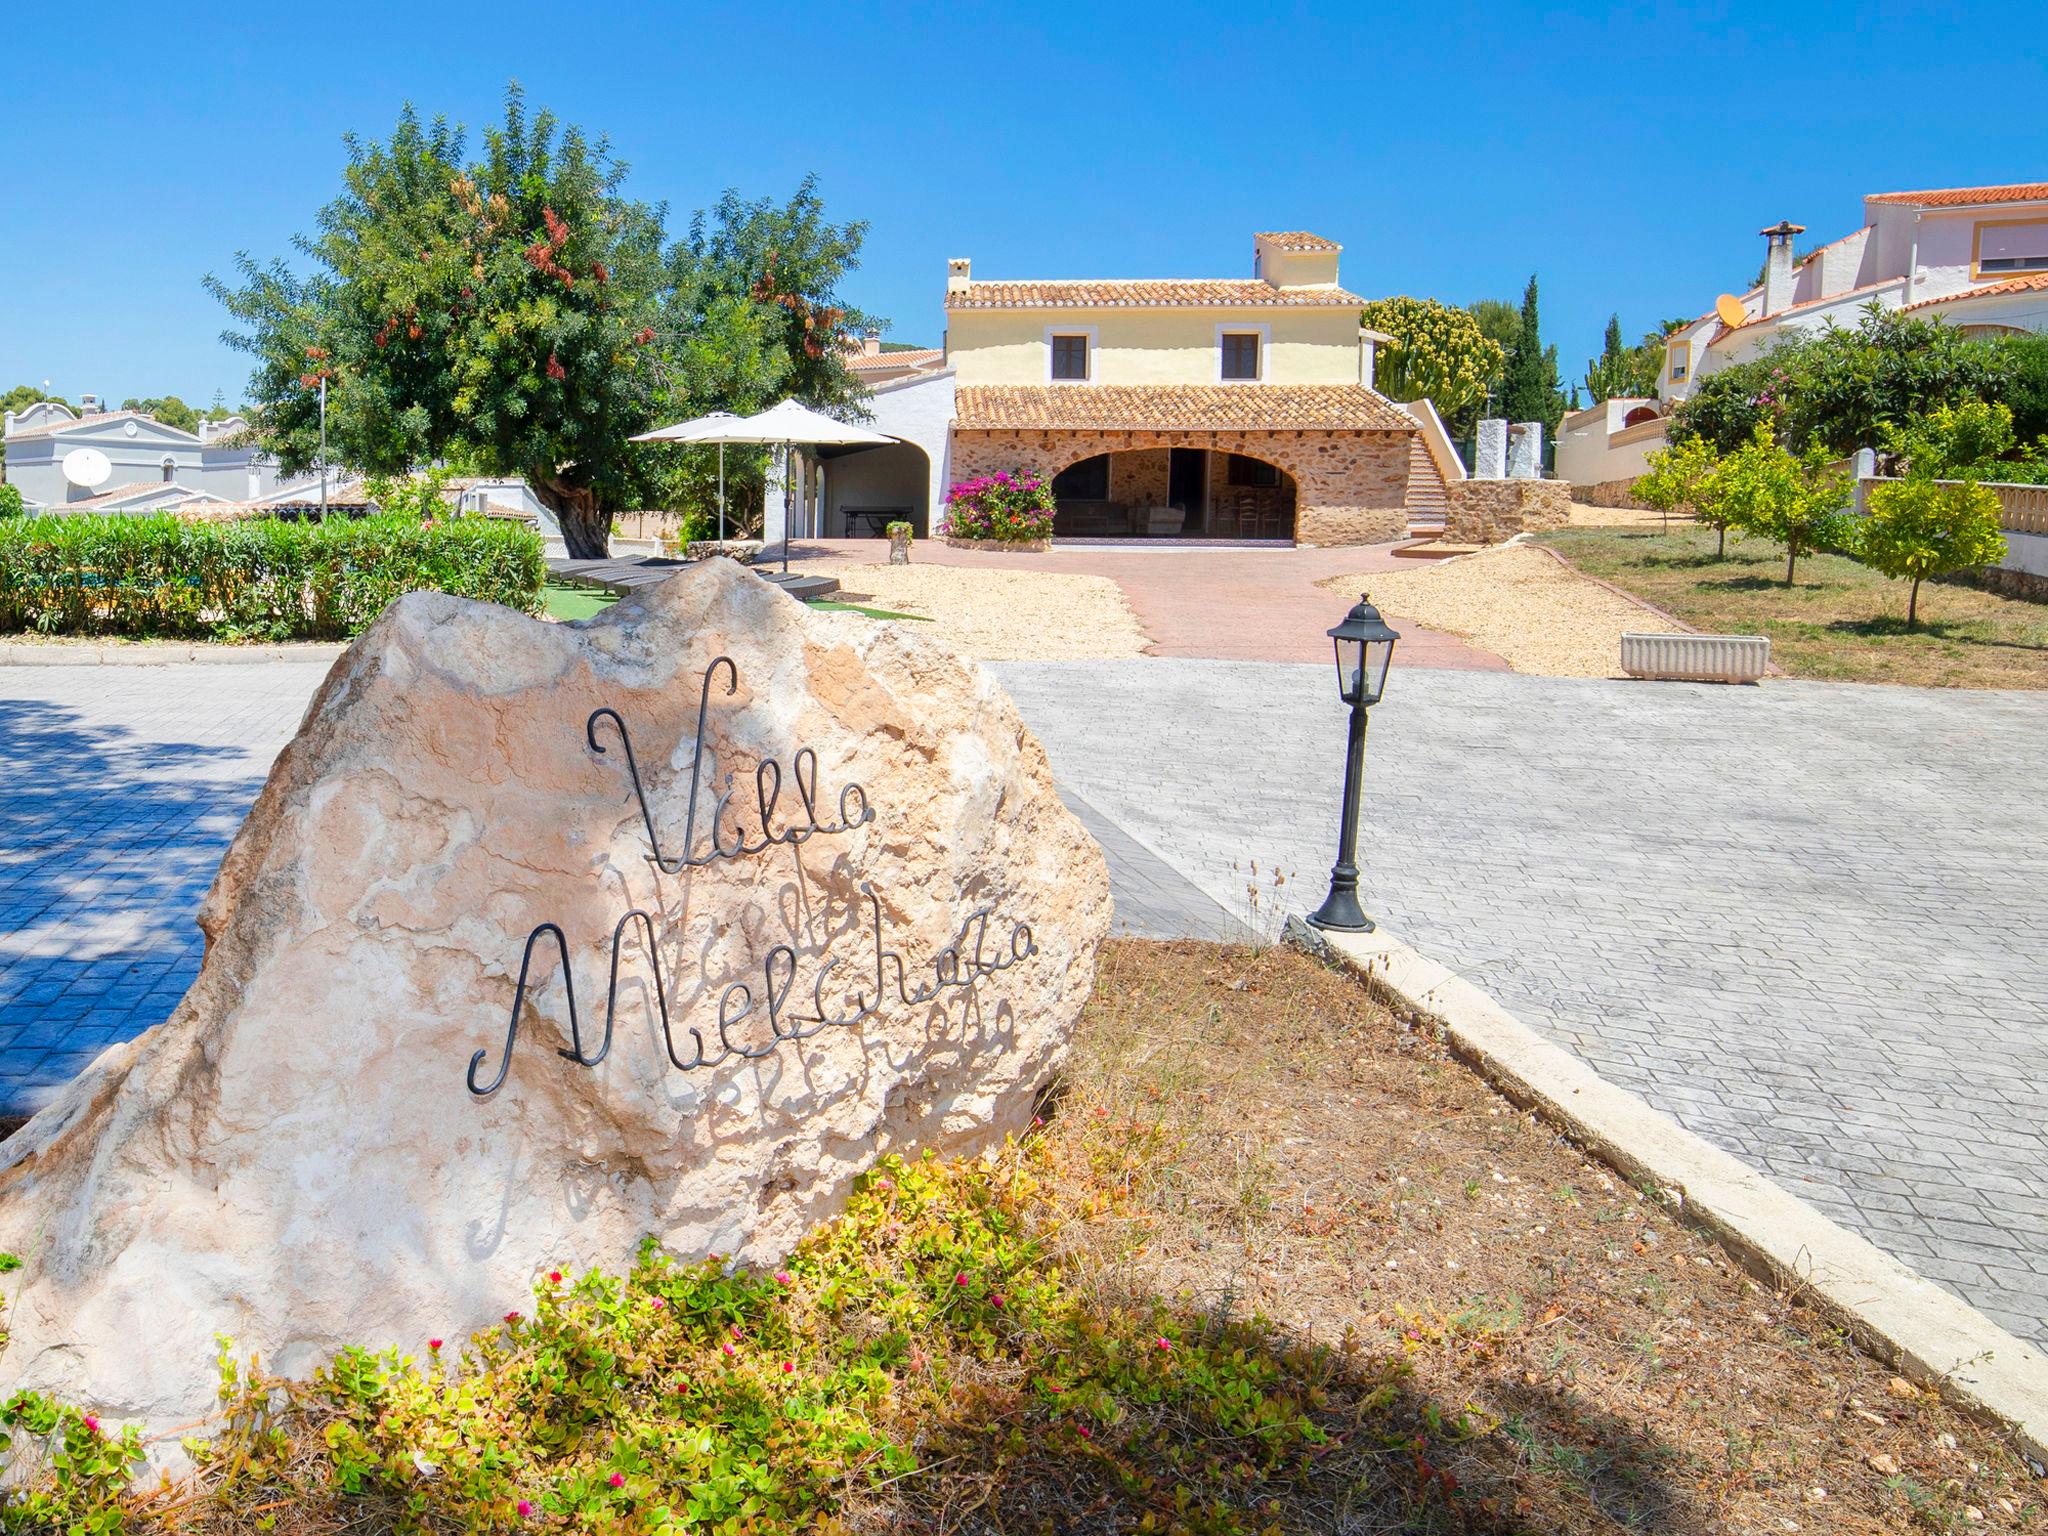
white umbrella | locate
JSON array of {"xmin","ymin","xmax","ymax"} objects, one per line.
[
  {"xmin": 736, "ymin": 400, "xmax": 893, "ymax": 572},
  {"xmin": 628, "ymin": 410, "xmax": 776, "ymax": 544}
]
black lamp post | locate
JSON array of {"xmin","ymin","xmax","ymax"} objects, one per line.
[{"xmin": 1307, "ymin": 594, "xmax": 1400, "ymax": 933}]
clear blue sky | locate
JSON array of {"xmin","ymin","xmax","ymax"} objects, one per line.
[{"xmin": 3, "ymin": 0, "xmax": 2042, "ymax": 408}]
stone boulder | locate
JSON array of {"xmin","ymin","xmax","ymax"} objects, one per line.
[{"xmin": 0, "ymin": 559, "xmax": 1110, "ymax": 1433}]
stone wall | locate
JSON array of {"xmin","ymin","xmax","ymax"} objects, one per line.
[
  {"xmin": 1110, "ymin": 448, "xmax": 1170, "ymax": 506},
  {"xmin": 1444, "ymin": 479, "xmax": 1572, "ymax": 545},
  {"xmin": 950, "ymin": 428, "xmax": 1412, "ymax": 545},
  {"xmin": 1573, "ymin": 475, "xmax": 1656, "ymax": 511}
]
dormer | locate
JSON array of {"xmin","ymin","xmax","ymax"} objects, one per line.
[{"xmin": 1254, "ymin": 231, "xmax": 1342, "ymax": 290}]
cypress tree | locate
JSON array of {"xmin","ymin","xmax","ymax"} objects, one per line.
[{"xmin": 1500, "ymin": 274, "xmax": 1565, "ymax": 433}]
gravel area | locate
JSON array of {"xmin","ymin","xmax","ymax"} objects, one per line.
[
  {"xmin": 1568, "ymin": 499, "xmax": 1693, "ymax": 530},
  {"xmin": 1322, "ymin": 542, "xmax": 1661, "ymax": 677},
  {"xmin": 799, "ymin": 563, "xmax": 1149, "ymax": 661}
]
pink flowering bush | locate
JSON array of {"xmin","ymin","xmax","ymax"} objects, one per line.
[{"xmin": 939, "ymin": 472, "xmax": 1055, "ymax": 543}]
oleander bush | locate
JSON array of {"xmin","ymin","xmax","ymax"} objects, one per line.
[
  {"xmin": 939, "ymin": 472, "xmax": 1055, "ymax": 542},
  {"xmin": 0, "ymin": 511, "xmax": 545, "ymax": 640}
]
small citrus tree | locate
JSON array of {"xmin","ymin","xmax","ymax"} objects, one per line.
[
  {"xmin": 1857, "ymin": 472, "xmax": 2007, "ymax": 626},
  {"xmin": 1712, "ymin": 426, "xmax": 1850, "ymax": 586},
  {"xmin": 1634, "ymin": 436, "xmax": 1721, "ymax": 545}
]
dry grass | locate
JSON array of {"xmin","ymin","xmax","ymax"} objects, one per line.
[
  {"xmin": 1543, "ymin": 526, "xmax": 2048, "ymax": 688},
  {"xmin": 794, "ymin": 563, "xmax": 1148, "ymax": 661},
  {"xmin": 1321, "ymin": 544, "xmax": 1661, "ymax": 677},
  {"xmin": 1045, "ymin": 940, "xmax": 2044, "ymax": 1534},
  {"xmin": 1568, "ymin": 500, "xmax": 1695, "ymax": 531}
]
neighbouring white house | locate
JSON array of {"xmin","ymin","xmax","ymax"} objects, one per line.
[
  {"xmin": 0, "ymin": 396, "xmax": 321, "ymax": 508},
  {"xmin": 1561, "ymin": 181, "xmax": 2048, "ymax": 488}
]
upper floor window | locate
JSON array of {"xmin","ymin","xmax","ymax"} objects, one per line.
[
  {"xmin": 1050, "ymin": 333, "xmax": 1090, "ymax": 381},
  {"xmin": 1977, "ymin": 219, "xmax": 2048, "ymax": 276},
  {"xmin": 1220, "ymin": 332, "xmax": 1262, "ymax": 381},
  {"xmin": 1667, "ymin": 339, "xmax": 1690, "ymax": 383}
]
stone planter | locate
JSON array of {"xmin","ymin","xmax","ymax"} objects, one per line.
[
  {"xmin": 888, "ymin": 525, "xmax": 912, "ymax": 565},
  {"xmin": 1620, "ymin": 632, "xmax": 1770, "ymax": 683},
  {"xmin": 685, "ymin": 538, "xmax": 763, "ymax": 565},
  {"xmin": 943, "ymin": 536, "xmax": 1053, "ymax": 554}
]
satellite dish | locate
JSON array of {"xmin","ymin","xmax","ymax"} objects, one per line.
[
  {"xmin": 62, "ymin": 447, "xmax": 112, "ymax": 489},
  {"xmin": 1714, "ymin": 293, "xmax": 1746, "ymax": 328}
]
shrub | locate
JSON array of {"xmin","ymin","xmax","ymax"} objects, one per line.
[
  {"xmin": 0, "ymin": 484, "xmax": 23, "ymax": 519},
  {"xmin": 939, "ymin": 473, "xmax": 1055, "ymax": 543},
  {"xmin": 1857, "ymin": 472, "xmax": 2008, "ymax": 626},
  {"xmin": 0, "ymin": 511, "xmax": 545, "ymax": 640},
  {"xmin": 1635, "ymin": 436, "xmax": 1724, "ymax": 549}
]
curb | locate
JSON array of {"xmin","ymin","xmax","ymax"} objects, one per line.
[
  {"xmin": 0, "ymin": 643, "xmax": 347, "ymax": 667},
  {"xmin": 1288, "ymin": 917, "xmax": 2048, "ymax": 1468}
]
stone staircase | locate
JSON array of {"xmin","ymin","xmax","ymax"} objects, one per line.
[{"xmin": 1405, "ymin": 434, "xmax": 1449, "ymax": 538}]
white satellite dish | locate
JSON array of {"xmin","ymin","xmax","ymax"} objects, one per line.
[{"xmin": 62, "ymin": 447, "xmax": 112, "ymax": 489}]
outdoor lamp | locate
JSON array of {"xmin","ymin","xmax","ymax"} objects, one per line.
[{"xmin": 1307, "ymin": 594, "xmax": 1400, "ymax": 933}]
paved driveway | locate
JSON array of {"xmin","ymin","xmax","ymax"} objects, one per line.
[{"xmin": 0, "ymin": 658, "xmax": 2041, "ymax": 1352}]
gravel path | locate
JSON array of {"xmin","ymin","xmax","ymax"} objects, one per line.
[
  {"xmin": 800, "ymin": 563, "xmax": 1148, "ymax": 661},
  {"xmin": 1322, "ymin": 543, "xmax": 1661, "ymax": 677}
]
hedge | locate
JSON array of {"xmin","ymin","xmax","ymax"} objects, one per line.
[{"xmin": 0, "ymin": 512, "xmax": 547, "ymax": 640}]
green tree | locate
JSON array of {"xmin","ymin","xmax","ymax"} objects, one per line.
[
  {"xmin": 121, "ymin": 396, "xmax": 201, "ymax": 433},
  {"xmin": 1498, "ymin": 275, "xmax": 1564, "ymax": 434},
  {"xmin": 1711, "ymin": 426, "xmax": 1850, "ymax": 586},
  {"xmin": 1879, "ymin": 398, "xmax": 2015, "ymax": 476},
  {"xmin": 1356, "ymin": 296, "xmax": 1505, "ymax": 437},
  {"xmin": 1996, "ymin": 331, "xmax": 2048, "ymax": 444},
  {"xmin": 1856, "ymin": 472, "xmax": 2007, "ymax": 626},
  {"xmin": 0, "ymin": 484, "xmax": 23, "ymax": 518},
  {"xmin": 1584, "ymin": 314, "xmax": 1661, "ymax": 403},
  {"xmin": 1635, "ymin": 435, "xmax": 1722, "ymax": 546}
]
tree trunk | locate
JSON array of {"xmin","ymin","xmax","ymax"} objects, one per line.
[
  {"xmin": 532, "ymin": 475, "xmax": 610, "ymax": 560},
  {"xmin": 1716, "ymin": 521, "xmax": 1726, "ymax": 559},
  {"xmin": 1784, "ymin": 538, "xmax": 1799, "ymax": 587},
  {"xmin": 1908, "ymin": 575, "xmax": 1921, "ymax": 628}
]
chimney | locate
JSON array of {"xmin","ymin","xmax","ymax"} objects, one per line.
[
  {"xmin": 80, "ymin": 392, "xmax": 103, "ymax": 414},
  {"xmin": 1759, "ymin": 220, "xmax": 1804, "ymax": 317},
  {"xmin": 862, "ymin": 327, "xmax": 882, "ymax": 357},
  {"xmin": 946, "ymin": 257, "xmax": 971, "ymax": 295}
]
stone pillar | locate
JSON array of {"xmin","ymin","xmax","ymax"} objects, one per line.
[
  {"xmin": 761, "ymin": 448, "xmax": 788, "ymax": 545},
  {"xmin": 1507, "ymin": 422, "xmax": 1543, "ymax": 480},
  {"xmin": 1474, "ymin": 418, "xmax": 1508, "ymax": 480}
]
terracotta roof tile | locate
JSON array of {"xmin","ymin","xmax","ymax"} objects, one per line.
[
  {"xmin": 946, "ymin": 280, "xmax": 1365, "ymax": 310},
  {"xmin": 1901, "ymin": 271, "xmax": 2048, "ymax": 312},
  {"xmin": 847, "ymin": 347, "xmax": 944, "ymax": 373},
  {"xmin": 1255, "ymin": 231, "xmax": 1341, "ymax": 251},
  {"xmin": 953, "ymin": 384, "xmax": 1413, "ymax": 433},
  {"xmin": 1865, "ymin": 183, "xmax": 2048, "ymax": 209}
]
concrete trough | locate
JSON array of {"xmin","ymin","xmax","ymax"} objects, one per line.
[{"xmin": 1620, "ymin": 632, "xmax": 1770, "ymax": 684}]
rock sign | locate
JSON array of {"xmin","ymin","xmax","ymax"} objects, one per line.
[{"xmin": 0, "ymin": 559, "xmax": 1110, "ymax": 1435}]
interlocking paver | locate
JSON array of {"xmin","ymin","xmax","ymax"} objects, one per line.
[{"xmin": 0, "ymin": 655, "xmax": 2041, "ymax": 1354}]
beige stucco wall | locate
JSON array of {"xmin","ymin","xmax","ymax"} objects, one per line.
[
  {"xmin": 947, "ymin": 307, "xmax": 1364, "ymax": 388},
  {"xmin": 950, "ymin": 427, "xmax": 1411, "ymax": 545}
]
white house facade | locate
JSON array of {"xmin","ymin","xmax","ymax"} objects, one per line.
[{"xmin": 2, "ymin": 398, "xmax": 311, "ymax": 509}]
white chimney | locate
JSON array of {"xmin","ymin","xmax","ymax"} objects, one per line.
[
  {"xmin": 1759, "ymin": 220, "xmax": 1804, "ymax": 317},
  {"xmin": 80, "ymin": 392, "xmax": 103, "ymax": 414},
  {"xmin": 946, "ymin": 257, "xmax": 971, "ymax": 295},
  {"xmin": 863, "ymin": 328, "xmax": 882, "ymax": 357}
]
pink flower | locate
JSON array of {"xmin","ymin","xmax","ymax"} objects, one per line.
[
  {"xmin": 81, "ymin": 1415, "xmax": 99, "ymax": 1433},
  {"xmin": 781, "ymin": 1359, "xmax": 794, "ymax": 1373},
  {"xmin": 608, "ymin": 1473, "xmax": 625, "ymax": 1489},
  {"xmin": 504, "ymin": 1311, "xmax": 520, "ymax": 1325},
  {"xmin": 731, "ymin": 1323, "xmax": 743, "ymax": 1338},
  {"xmin": 955, "ymin": 1272, "xmax": 969, "ymax": 1287},
  {"xmin": 428, "ymin": 1338, "xmax": 443, "ymax": 1352},
  {"xmin": 1077, "ymin": 1424, "xmax": 1092, "ymax": 1439},
  {"xmin": 775, "ymin": 1270, "xmax": 792, "ymax": 1286},
  {"xmin": 991, "ymin": 1293, "xmax": 1005, "ymax": 1308},
  {"xmin": 1156, "ymin": 1336, "xmax": 1172, "ymax": 1352},
  {"xmin": 650, "ymin": 1297, "xmax": 666, "ymax": 1310},
  {"xmin": 517, "ymin": 1500, "xmax": 533, "ymax": 1517},
  {"xmin": 722, "ymin": 1341, "xmax": 736, "ymax": 1357}
]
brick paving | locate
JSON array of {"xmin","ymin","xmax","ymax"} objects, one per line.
[{"xmin": 0, "ymin": 656, "xmax": 2041, "ymax": 1353}]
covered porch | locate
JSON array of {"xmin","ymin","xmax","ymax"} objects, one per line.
[{"xmin": 1049, "ymin": 447, "xmax": 1297, "ymax": 540}]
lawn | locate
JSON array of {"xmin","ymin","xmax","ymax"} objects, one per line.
[
  {"xmin": 541, "ymin": 578, "xmax": 622, "ymax": 621},
  {"xmin": 48, "ymin": 942, "xmax": 2038, "ymax": 1534},
  {"xmin": 1539, "ymin": 526, "xmax": 2048, "ymax": 688}
]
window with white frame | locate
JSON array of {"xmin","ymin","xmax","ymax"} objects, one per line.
[
  {"xmin": 1220, "ymin": 331, "xmax": 1261, "ymax": 381},
  {"xmin": 1667, "ymin": 339, "xmax": 1690, "ymax": 382},
  {"xmin": 1977, "ymin": 219, "xmax": 2048, "ymax": 275},
  {"xmin": 1050, "ymin": 333, "xmax": 1090, "ymax": 381}
]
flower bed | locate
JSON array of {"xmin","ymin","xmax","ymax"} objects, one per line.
[
  {"xmin": 0, "ymin": 511, "xmax": 545, "ymax": 641},
  {"xmin": 938, "ymin": 472, "xmax": 1055, "ymax": 548}
]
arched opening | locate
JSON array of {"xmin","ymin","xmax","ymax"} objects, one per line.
[
  {"xmin": 1621, "ymin": 405, "xmax": 1661, "ymax": 429},
  {"xmin": 1957, "ymin": 323, "xmax": 2028, "ymax": 340},
  {"xmin": 819, "ymin": 438, "xmax": 934, "ymax": 537},
  {"xmin": 1048, "ymin": 447, "xmax": 1296, "ymax": 540},
  {"xmin": 161, "ymin": 457, "xmax": 177, "ymax": 482}
]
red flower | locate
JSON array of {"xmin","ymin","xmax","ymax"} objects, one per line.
[
  {"xmin": 781, "ymin": 1360, "xmax": 794, "ymax": 1373},
  {"xmin": 504, "ymin": 1311, "xmax": 520, "ymax": 1325},
  {"xmin": 954, "ymin": 1272, "xmax": 968, "ymax": 1287},
  {"xmin": 81, "ymin": 1415, "xmax": 99, "ymax": 1433},
  {"xmin": 428, "ymin": 1338, "xmax": 443, "ymax": 1351},
  {"xmin": 608, "ymin": 1472, "xmax": 625, "ymax": 1489},
  {"xmin": 547, "ymin": 1270, "xmax": 562, "ymax": 1285},
  {"xmin": 546, "ymin": 354, "xmax": 567, "ymax": 382},
  {"xmin": 517, "ymin": 1500, "xmax": 533, "ymax": 1517}
]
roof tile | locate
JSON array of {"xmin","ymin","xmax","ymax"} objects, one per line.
[
  {"xmin": 946, "ymin": 279, "xmax": 1364, "ymax": 310},
  {"xmin": 1901, "ymin": 271, "xmax": 2048, "ymax": 312},
  {"xmin": 1255, "ymin": 231, "xmax": 1342, "ymax": 251},
  {"xmin": 954, "ymin": 384, "xmax": 1414, "ymax": 433},
  {"xmin": 1865, "ymin": 183, "xmax": 2048, "ymax": 209}
]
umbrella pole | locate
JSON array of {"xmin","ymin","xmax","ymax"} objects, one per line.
[
  {"xmin": 782, "ymin": 442, "xmax": 792, "ymax": 574},
  {"xmin": 717, "ymin": 444, "xmax": 725, "ymax": 545}
]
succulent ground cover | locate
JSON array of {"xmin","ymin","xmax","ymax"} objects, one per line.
[{"xmin": 1, "ymin": 940, "xmax": 2038, "ymax": 1533}]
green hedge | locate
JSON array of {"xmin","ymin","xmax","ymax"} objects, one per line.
[{"xmin": 0, "ymin": 512, "xmax": 547, "ymax": 640}]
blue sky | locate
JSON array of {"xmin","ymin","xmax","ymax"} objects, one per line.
[{"xmin": 3, "ymin": 0, "xmax": 2043, "ymax": 407}]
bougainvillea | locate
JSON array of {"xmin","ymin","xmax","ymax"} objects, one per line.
[{"xmin": 939, "ymin": 472, "xmax": 1056, "ymax": 542}]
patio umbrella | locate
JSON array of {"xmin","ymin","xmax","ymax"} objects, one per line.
[
  {"xmin": 628, "ymin": 410, "xmax": 770, "ymax": 544},
  {"xmin": 736, "ymin": 400, "xmax": 894, "ymax": 573}
]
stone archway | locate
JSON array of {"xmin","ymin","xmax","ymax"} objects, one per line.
[{"xmin": 949, "ymin": 427, "xmax": 1411, "ymax": 545}]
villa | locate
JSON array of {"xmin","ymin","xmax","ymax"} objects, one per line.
[
  {"xmin": 795, "ymin": 232, "xmax": 1438, "ymax": 545},
  {"xmin": 1559, "ymin": 181, "xmax": 2048, "ymax": 488}
]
